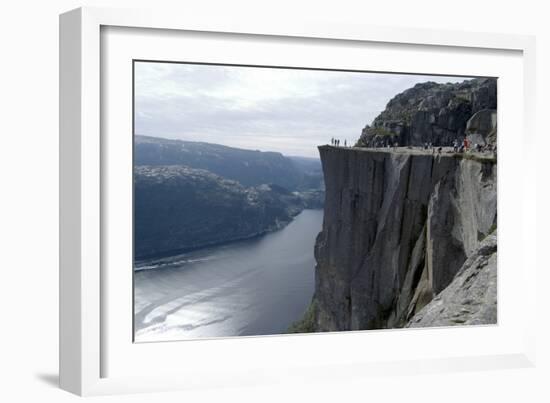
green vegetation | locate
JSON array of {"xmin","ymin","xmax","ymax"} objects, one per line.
[
  {"xmin": 455, "ymin": 92, "xmax": 472, "ymax": 102},
  {"xmin": 369, "ymin": 127, "xmax": 394, "ymax": 137},
  {"xmin": 287, "ymin": 300, "xmax": 317, "ymax": 333},
  {"xmin": 355, "ymin": 139, "xmax": 366, "ymax": 147},
  {"xmin": 478, "ymin": 223, "xmax": 497, "ymax": 242}
]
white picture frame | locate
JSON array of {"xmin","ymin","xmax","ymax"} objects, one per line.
[{"xmin": 59, "ymin": 6, "xmax": 537, "ymax": 396}]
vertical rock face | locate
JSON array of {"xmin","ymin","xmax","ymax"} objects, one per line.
[{"xmin": 311, "ymin": 146, "xmax": 497, "ymax": 331}]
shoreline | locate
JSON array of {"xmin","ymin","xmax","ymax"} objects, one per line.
[{"xmin": 134, "ymin": 208, "xmax": 323, "ymax": 268}]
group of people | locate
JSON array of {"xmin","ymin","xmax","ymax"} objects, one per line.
[
  {"xmin": 331, "ymin": 138, "xmax": 348, "ymax": 147},
  {"xmin": 367, "ymin": 137, "xmax": 495, "ymax": 155},
  {"xmin": 420, "ymin": 142, "xmax": 447, "ymax": 154},
  {"xmin": 452, "ymin": 138, "xmax": 496, "ymax": 154},
  {"xmin": 333, "ymin": 136, "xmax": 495, "ymax": 156},
  {"xmin": 452, "ymin": 138, "xmax": 473, "ymax": 153},
  {"xmin": 370, "ymin": 139, "xmax": 399, "ymax": 149}
]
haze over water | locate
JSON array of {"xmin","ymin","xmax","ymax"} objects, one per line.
[{"xmin": 134, "ymin": 209, "xmax": 323, "ymax": 342}]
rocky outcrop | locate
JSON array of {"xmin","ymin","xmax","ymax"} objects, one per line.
[
  {"xmin": 356, "ymin": 78, "xmax": 497, "ymax": 147},
  {"xmin": 305, "ymin": 146, "xmax": 496, "ymax": 332},
  {"xmin": 408, "ymin": 231, "xmax": 497, "ymax": 327}
]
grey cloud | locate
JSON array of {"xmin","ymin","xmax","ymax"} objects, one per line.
[{"xmin": 135, "ymin": 62, "xmax": 471, "ymax": 157}]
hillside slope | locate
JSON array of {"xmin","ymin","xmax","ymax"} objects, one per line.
[
  {"xmin": 135, "ymin": 135, "xmax": 323, "ymax": 190},
  {"xmin": 134, "ymin": 165, "xmax": 308, "ymax": 259},
  {"xmin": 356, "ymin": 78, "xmax": 497, "ymax": 147}
]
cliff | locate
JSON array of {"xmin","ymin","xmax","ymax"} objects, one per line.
[
  {"xmin": 302, "ymin": 146, "xmax": 497, "ymax": 332},
  {"xmin": 356, "ymin": 78, "xmax": 497, "ymax": 147}
]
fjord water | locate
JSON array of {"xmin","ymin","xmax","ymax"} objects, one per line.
[{"xmin": 134, "ymin": 209, "xmax": 323, "ymax": 342}]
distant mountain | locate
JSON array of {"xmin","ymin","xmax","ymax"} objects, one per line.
[
  {"xmin": 135, "ymin": 135, "xmax": 323, "ymax": 191},
  {"xmin": 287, "ymin": 156, "xmax": 324, "ymax": 190},
  {"xmin": 134, "ymin": 165, "xmax": 316, "ymax": 259},
  {"xmin": 287, "ymin": 156, "xmax": 323, "ymax": 175}
]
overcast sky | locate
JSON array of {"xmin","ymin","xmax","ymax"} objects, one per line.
[{"xmin": 135, "ymin": 62, "xmax": 472, "ymax": 158}]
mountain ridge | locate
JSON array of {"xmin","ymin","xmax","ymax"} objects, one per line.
[{"xmin": 135, "ymin": 135, "xmax": 323, "ymax": 190}]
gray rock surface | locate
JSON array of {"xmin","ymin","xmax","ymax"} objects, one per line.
[
  {"xmin": 356, "ymin": 78, "xmax": 497, "ymax": 147},
  {"xmin": 408, "ymin": 231, "xmax": 497, "ymax": 327},
  {"xmin": 466, "ymin": 109, "xmax": 497, "ymax": 146},
  {"xmin": 307, "ymin": 146, "xmax": 497, "ymax": 332}
]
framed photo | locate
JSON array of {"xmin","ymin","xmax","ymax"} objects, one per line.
[{"xmin": 60, "ymin": 7, "xmax": 537, "ymax": 396}]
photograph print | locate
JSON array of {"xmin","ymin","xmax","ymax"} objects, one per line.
[{"xmin": 133, "ymin": 61, "xmax": 497, "ymax": 342}]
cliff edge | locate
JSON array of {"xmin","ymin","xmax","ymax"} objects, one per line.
[{"xmin": 299, "ymin": 146, "xmax": 497, "ymax": 332}]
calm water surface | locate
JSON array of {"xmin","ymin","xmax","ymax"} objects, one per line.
[{"xmin": 134, "ymin": 209, "xmax": 323, "ymax": 342}]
